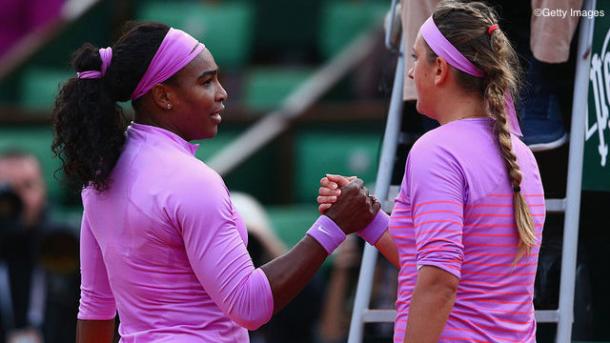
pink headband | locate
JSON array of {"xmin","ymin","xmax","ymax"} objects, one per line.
[
  {"xmin": 420, "ymin": 16, "xmax": 522, "ymax": 136},
  {"xmin": 130, "ymin": 28, "xmax": 205, "ymax": 100},
  {"xmin": 77, "ymin": 47, "xmax": 112, "ymax": 79}
]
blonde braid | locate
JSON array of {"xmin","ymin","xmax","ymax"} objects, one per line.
[
  {"xmin": 432, "ymin": 0, "xmax": 537, "ymax": 257},
  {"xmin": 486, "ymin": 82, "xmax": 536, "ymax": 257},
  {"xmin": 486, "ymin": 24, "xmax": 536, "ymax": 258}
]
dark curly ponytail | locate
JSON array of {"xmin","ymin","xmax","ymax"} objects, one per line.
[{"xmin": 52, "ymin": 22, "xmax": 170, "ymax": 191}]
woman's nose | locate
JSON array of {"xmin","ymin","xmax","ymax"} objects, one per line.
[{"xmin": 216, "ymin": 82, "xmax": 228, "ymax": 102}]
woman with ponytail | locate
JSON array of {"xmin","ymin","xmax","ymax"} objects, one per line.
[
  {"xmin": 318, "ymin": 1, "xmax": 545, "ymax": 342},
  {"xmin": 53, "ymin": 22, "xmax": 381, "ymax": 342}
]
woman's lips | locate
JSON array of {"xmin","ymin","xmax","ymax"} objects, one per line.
[
  {"xmin": 210, "ymin": 104, "xmax": 224, "ymax": 124},
  {"xmin": 210, "ymin": 112, "xmax": 222, "ymax": 124}
]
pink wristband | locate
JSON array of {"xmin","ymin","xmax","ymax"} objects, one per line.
[
  {"xmin": 306, "ymin": 215, "xmax": 346, "ymax": 254},
  {"xmin": 357, "ymin": 210, "xmax": 389, "ymax": 245}
]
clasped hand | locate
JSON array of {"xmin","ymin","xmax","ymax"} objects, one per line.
[{"xmin": 317, "ymin": 174, "xmax": 380, "ymax": 235}]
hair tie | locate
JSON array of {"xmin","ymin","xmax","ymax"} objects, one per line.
[
  {"xmin": 513, "ymin": 185, "xmax": 521, "ymax": 193},
  {"xmin": 77, "ymin": 47, "xmax": 113, "ymax": 79},
  {"xmin": 487, "ymin": 24, "xmax": 499, "ymax": 36}
]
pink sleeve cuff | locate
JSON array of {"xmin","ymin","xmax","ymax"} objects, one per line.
[
  {"xmin": 306, "ymin": 215, "xmax": 346, "ymax": 254},
  {"xmin": 416, "ymin": 261, "xmax": 461, "ymax": 280},
  {"xmin": 357, "ymin": 210, "xmax": 389, "ymax": 245},
  {"xmin": 77, "ymin": 312, "xmax": 117, "ymax": 321},
  {"xmin": 77, "ymin": 291, "xmax": 117, "ymax": 320},
  {"xmin": 238, "ymin": 268, "xmax": 274, "ymax": 330}
]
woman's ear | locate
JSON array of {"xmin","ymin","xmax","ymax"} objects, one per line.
[
  {"xmin": 151, "ymin": 84, "xmax": 175, "ymax": 111},
  {"xmin": 433, "ymin": 57, "xmax": 450, "ymax": 86}
]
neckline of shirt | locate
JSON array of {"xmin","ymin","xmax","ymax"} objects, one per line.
[
  {"xmin": 128, "ymin": 122, "xmax": 200, "ymax": 156},
  {"xmin": 443, "ymin": 116, "xmax": 493, "ymax": 127},
  {"xmin": 452, "ymin": 116, "xmax": 491, "ymax": 122}
]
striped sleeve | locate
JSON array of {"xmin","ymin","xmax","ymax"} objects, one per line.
[{"xmin": 405, "ymin": 141, "xmax": 465, "ymax": 279}]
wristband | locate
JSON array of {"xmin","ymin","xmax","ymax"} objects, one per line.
[
  {"xmin": 357, "ymin": 210, "xmax": 389, "ymax": 245},
  {"xmin": 306, "ymin": 215, "xmax": 346, "ymax": 254}
]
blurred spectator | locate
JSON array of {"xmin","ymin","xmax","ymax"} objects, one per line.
[
  {"xmin": 0, "ymin": 0, "xmax": 65, "ymax": 59},
  {"xmin": 400, "ymin": 0, "xmax": 582, "ymax": 151},
  {"xmin": 520, "ymin": 0, "xmax": 582, "ymax": 151},
  {"xmin": 530, "ymin": 0, "xmax": 582, "ymax": 64},
  {"xmin": 0, "ymin": 150, "xmax": 79, "ymax": 343},
  {"xmin": 0, "ymin": 151, "xmax": 47, "ymax": 228}
]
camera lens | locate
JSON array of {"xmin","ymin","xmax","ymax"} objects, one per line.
[{"xmin": 0, "ymin": 182, "xmax": 24, "ymax": 230}]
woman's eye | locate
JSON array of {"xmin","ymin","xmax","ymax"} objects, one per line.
[{"xmin": 411, "ymin": 54, "xmax": 417, "ymax": 60}]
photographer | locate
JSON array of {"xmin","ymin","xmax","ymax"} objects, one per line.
[{"xmin": 0, "ymin": 150, "xmax": 79, "ymax": 343}]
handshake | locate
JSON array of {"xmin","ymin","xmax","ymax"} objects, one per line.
[{"xmin": 316, "ymin": 174, "xmax": 381, "ymax": 235}]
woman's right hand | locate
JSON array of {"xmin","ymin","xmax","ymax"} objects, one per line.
[
  {"xmin": 321, "ymin": 176, "xmax": 379, "ymax": 235},
  {"xmin": 317, "ymin": 174, "xmax": 356, "ymax": 214},
  {"xmin": 318, "ymin": 176, "xmax": 400, "ymax": 269}
]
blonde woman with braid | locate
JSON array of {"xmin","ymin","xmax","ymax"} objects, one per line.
[{"xmin": 317, "ymin": 1, "xmax": 545, "ymax": 342}]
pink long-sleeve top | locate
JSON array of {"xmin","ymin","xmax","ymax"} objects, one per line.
[
  {"xmin": 78, "ymin": 123, "xmax": 274, "ymax": 342},
  {"xmin": 390, "ymin": 118, "xmax": 545, "ymax": 342}
]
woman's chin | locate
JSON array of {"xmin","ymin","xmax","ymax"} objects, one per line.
[
  {"xmin": 415, "ymin": 102, "xmax": 435, "ymax": 121},
  {"xmin": 190, "ymin": 128, "xmax": 218, "ymax": 141},
  {"xmin": 204, "ymin": 127, "xmax": 219, "ymax": 139},
  {"xmin": 415, "ymin": 101, "xmax": 421, "ymax": 113}
]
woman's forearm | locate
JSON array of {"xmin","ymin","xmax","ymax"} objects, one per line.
[
  {"xmin": 262, "ymin": 179, "xmax": 377, "ymax": 314},
  {"xmin": 404, "ymin": 266, "xmax": 458, "ymax": 343},
  {"xmin": 261, "ymin": 235, "xmax": 328, "ymax": 313},
  {"xmin": 76, "ymin": 319, "xmax": 115, "ymax": 343},
  {"xmin": 375, "ymin": 230, "xmax": 399, "ymax": 268}
]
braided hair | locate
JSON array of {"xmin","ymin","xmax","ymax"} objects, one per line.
[{"xmin": 426, "ymin": 1, "xmax": 535, "ymax": 256}]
